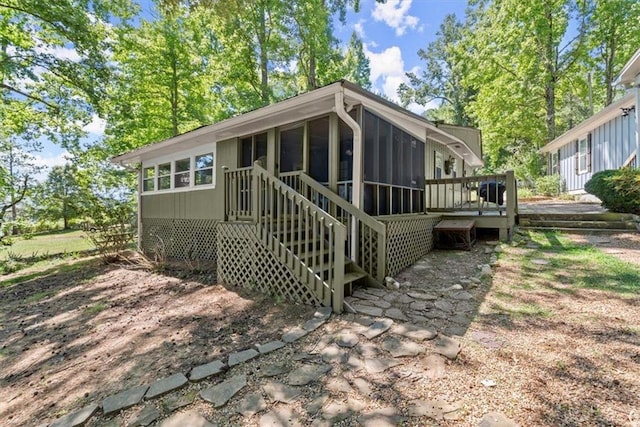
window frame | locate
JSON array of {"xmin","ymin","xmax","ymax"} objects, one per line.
[
  {"xmin": 141, "ymin": 143, "xmax": 216, "ymax": 195},
  {"xmin": 577, "ymin": 136, "xmax": 588, "ymax": 174}
]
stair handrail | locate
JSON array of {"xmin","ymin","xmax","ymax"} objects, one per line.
[
  {"xmin": 294, "ymin": 172, "xmax": 387, "ymax": 284},
  {"xmin": 252, "ymin": 162, "xmax": 346, "ymax": 313}
]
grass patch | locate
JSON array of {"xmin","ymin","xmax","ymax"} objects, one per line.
[
  {"xmin": 24, "ymin": 291, "xmax": 53, "ymax": 304},
  {"xmin": 491, "ymin": 301, "xmax": 553, "ymax": 319},
  {"xmin": 84, "ymin": 302, "xmax": 107, "ymax": 315},
  {"xmin": 1, "ymin": 230, "xmax": 93, "ymax": 260},
  {"xmin": 0, "ymin": 258, "xmax": 97, "ymax": 288}
]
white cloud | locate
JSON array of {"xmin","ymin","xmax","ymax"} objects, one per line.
[
  {"xmin": 354, "ymin": 20, "xmax": 366, "ymax": 38},
  {"xmin": 371, "ymin": 0, "xmax": 419, "ymax": 36},
  {"xmin": 366, "ymin": 46, "xmax": 405, "ymax": 83},
  {"xmin": 32, "ymin": 151, "xmax": 71, "ymax": 182},
  {"xmin": 82, "ymin": 115, "xmax": 107, "ymax": 135}
]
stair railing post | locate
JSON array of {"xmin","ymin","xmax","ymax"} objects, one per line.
[
  {"xmin": 252, "ymin": 163, "xmax": 260, "ymax": 223},
  {"xmin": 333, "ymin": 223, "xmax": 345, "ymax": 313}
]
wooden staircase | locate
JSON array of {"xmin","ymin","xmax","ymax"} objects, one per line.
[{"xmin": 518, "ymin": 212, "xmax": 640, "ymax": 232}]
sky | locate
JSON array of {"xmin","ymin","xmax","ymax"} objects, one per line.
[{"xmin": 37, "ymin": 0, "xmax": 468, "ymax": 174}]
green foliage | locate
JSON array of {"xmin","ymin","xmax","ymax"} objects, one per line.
[
  {"xmin": 535, "ymin": 174, "xmax": 563, "ymax": 197},
  {"xmin": 585, "ymin": 169, "xmax": 640, "ymax": 214}
]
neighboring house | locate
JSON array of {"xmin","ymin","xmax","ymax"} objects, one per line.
[
  {"xmin": 541, "ymin": 48, "xmax": 640, "ymax": 194},
  {"xmin": 112, "ymin": 80, "xmax": 512, "ymax": 312}
]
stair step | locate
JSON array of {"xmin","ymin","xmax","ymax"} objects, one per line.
[
  {"xmin": 312, "ymin": 258, "xmax": 353, "ymax": 273},
  {"xmin": 344, "ymin": 271, "xmax": 367, "ymax": 285},
  {"xmin": 519, "ymin": 219, "xmax": 637, "ymax": 230}
]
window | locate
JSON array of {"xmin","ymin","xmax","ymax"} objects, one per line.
[
  {"xmin": 550, "ymin": 150, "xmax": 559, "ymax": 175},
  {"xmin": 240, "ymin": 133, "xmax": 268, "ymax": 167},
  {"xmin": 158, "ymin": 162, "xmax": 171, "ymax": 190},
  {"xmin": 434, "ymin": 152, "xmax": 443, "ymax": 179},
  {"xmin": 577, "ymin": 137, "xmax": 589, "ymax": 174},
  {"xmin": 195, "ymin": 153, "xmax": 213, "ymax": 185},
  {"xmin": 142, "ymin": 145, "xmax": 216, "ymax": 194},
  {"xmin": 143, "ymin": 167, "xmax": 155, "ymax": 192},
  {"xmin": 174, "ymin": 158, "xmax": 190, "ymax": 188}
]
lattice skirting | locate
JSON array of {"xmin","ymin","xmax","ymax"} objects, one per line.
[
  {"xmin": 141, "ymin": 218, "xmax": 218, "ymax": 262},
  {"xmin": 381, "ymin": 214, "xmax": 442, "ymax": 277},
  {"xmin": 217, "ymin": 222, "xmax": 321, "ymax": 306}
]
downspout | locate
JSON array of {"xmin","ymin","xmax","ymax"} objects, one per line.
[
  {"xmin": 333, "ymin": 88, "xmax": 362, "ymax": 262},
  {"xmin": 118, "ymin": 161, "xmax": 142, "ymax": 252},
  {"xmin": 635, "ymin": 84, "xmax": 640, "ymax": 168}
]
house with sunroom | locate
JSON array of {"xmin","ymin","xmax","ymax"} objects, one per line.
[
  {"xmin": 112, "ymin": 80, "xmax": 516, "ymax": 313},
  {"xmin": 541, "ymin": 47, "xmax": 640, "ymax": 194}
]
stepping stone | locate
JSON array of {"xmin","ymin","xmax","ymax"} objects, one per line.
[
  {"xmin": 354, "ymin": 316, "xmax": 375, "ymax": 326},
  {"xmin": 531, "ymin": 259, "xmax": 549, "ymax": 265},
  {"xmin": 371, "ymin": 300, "xmax": 392, "ymax": 308},
  {"xmin": 445, "ymin": 326, "xmax": 467, "ymax": 337},
  {"xmin": 353, "ymin": 290, "xmax": 380, "ymax": 301},
  {"xmin": 409, "ymin": 314, "xmax": 429, "ymax": 323},
  {"xmin": 303, "ymin": 318, "xmax": 325, "ymax": 331},
  {"xmin": 382, "ymin": 336, "xmax": 426, "ymax": 357},
  {"xmin": 424, "ymin": 309, "xmax": 448, "ymax": 319},
  {"xmin": 364, "ymin": 357, "xmax": 402, "ymax": 373},
  {"xmin": 434, "ymin": 334, "xmax": 461, "ymax": 360},
  {"xmin": 256, "ymin": 340, "xmax": 286, "ymax": 354},
  {"xmin": 325, "ymin": 376, "xmax": 353, "ymax": 393},
  {"xmin": 352, "ymin": 304, "xmax": 383, "ymax": 317},
  {"xmin": 50, "ymin": 403, "xmax": 99, "ymax": 427},
  {"xmin": 410, "ymin": 301, "xmax": 428, "ymax": 311},
  {"xmin": 407, "ymin": 398, "xmax": 445, "ymax": 419},
  {"xmin": 434, "ymin": 300, "xmax": 454, "ymax": 313},
  {"xmin": 360, "ymin": 318, "xmax": 394, "ymax": 339},
  {"xmin": 282, "ymin": 327, "xmax": 310, "ymax": 343},
  {"xmin": 165, "ymin": 390, "xmax": 198, "ymax": 411},
  {"xmin": 321, "ymin": 402, "xmax": 352, "ymax": 423},
  {"xmin": 263, "ymin": 381, "xmax": 302, "ymax": 403},
  {"xmin": 103, "ymin": 385, "xmax": 149, "ymax": 415},
  {"xmin": 306, "ymin": 393, "xmax": 329, "ymax": 415},
  {"xmin": 199, "ymin": 374, "xmax": 246, "ymax": 407},
  {"xmin": 160, "ymin": 411, "xmax": 213, "ymax": 427},
  {"xmin": 335, "ymin": 332, "xmax": 359, "ymax": 348},
  {"xmin": 259, "ymin": 363, "xmax": 291, "ymax": 377},
  {"xmin": 392, "ymin": 323, "xmax": 437, "ymax": 341},
  {"xmin": 364, "ymin": 287, "xmax": 387, "ymax": 297},
  {"xmin": 456, "ymin": 301, "xmax": 475, "ymax": 313},
  {"xmin": 352, "ymin": 377, "xmax": 373, "ymax": 396},
  {"xmin": 383, "ymin": 293, "xmax": 398, "ymax": 302},
  {"xmin": 131, "ymin": 405, "xmax": 161, "ymax": 426},
  {"xmin": 479, "ymin": 411, "xmax": 519, "ymax": 427},
  {"xmin": 424, "ymin": 354, "xmax": 446, "ymax": 379},
  {"xmin": 237, "ymin": 393, "xmax": 267, "ymax": 416},
  {"xmin": 313, "ymin": 306, "xmax": 333, "ymax": 320},
  {"xmin": 397, "ymin": 294, "xmax": 415, "ymax": 304},
  {"xmin": 444, "ymin": 284, "xmax": 464, "ymax": 292},
  {"xmin": 146, "ymin": 373, "xmax": 188, "ymax": 399},
  {"xmin": 320, "ymin": 344, "xmax": 348, "ymax": 364},
  {"xmin": 286, "ymin": 364, "xmax": 331, "ymax": 386},
  {"xmin": 292, "ymin": 352, "xmax": 313, "ymax": 361},
  {"xmin": 260, "ymin": 407, "xmax": 303, "ymax": 427},
  {"xmin": 229, "ymin": 349, "xmax": 259, "ymax": 366},
  {"xmin": 344, "ymin": 355, "xmax": 363, "ymax": 370},
  {"xmin": 525, "ymin": 243, "xmax": 540, "ymax": 249},
  {"xmin": 449, "ymin": 313, "xmax": 470, "ymax": 326},
  {"xmin": 189, "ymin": 360, "xmax": 225, "ymax": 381},
  {"xmin": 357, "ymin": 342, "xmax": 381, "ymax": 358},
  {"xmin": 358, "ymin": 407, "xmax": 402, "ymax": 427},
  {"xmin": 407, "ymin": 292, "xmax": 438, "ymax": 300},
  {"xmin": 451, "ymin": 291, "xmax": 474, "ymax": 300}
]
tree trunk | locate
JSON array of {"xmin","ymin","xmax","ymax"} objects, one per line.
[{"xmin": 170, "ymin": 50, "xmax": 179, "ymax": 136}]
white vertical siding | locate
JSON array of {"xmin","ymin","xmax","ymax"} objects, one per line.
[{"xmin": 558, "ymin": 111, "xmax": 637, "ymax": 192}]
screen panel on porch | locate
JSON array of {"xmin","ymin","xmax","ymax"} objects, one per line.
[
  {"xmin": 308, "ymin": 116, "xmax": 329, "ymax": 183},
  {"xmin": 280, "ymin": 126, "xmax": 304, "ymax": 172},
  {"xmin": 363, "ymin": 110, "xmax": 424, "ymax": 216},
  {"xmin": 240, "ymin": 132, "xmax": 267, "ymax": 167}
]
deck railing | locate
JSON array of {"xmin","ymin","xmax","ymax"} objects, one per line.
[
  {"xmin": 226, "ymin": 163, "xmax": 346, "ymax": 312},
  {"xmin": 424, "ymin": 171, "xmax": 517, "ymax": 218},
  {"xmin": 224, "ymin": 166, "xmax": 253, "ymax": 220},
  {"xmin": 283, "ymin": 172, "xmax": 387, "ymax": 285}
]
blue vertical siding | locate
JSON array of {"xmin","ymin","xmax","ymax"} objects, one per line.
[{"xmin": 558, "ymin": 112, "xmax": 637, "ymax": 192}]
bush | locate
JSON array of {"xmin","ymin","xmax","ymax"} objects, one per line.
[
  {"xmin": 535, "ymin": 174, "xmax": 563, "ymax": 197},
  {"xmin": 585, "ymin": 168, "xmax": 640, "ymax": 214}
]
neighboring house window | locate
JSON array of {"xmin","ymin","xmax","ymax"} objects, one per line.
[
  {"xmin": 143, "ymin": 167, "xmax": 155, "ymax": 191},
  {"xmin": 195, "ymin": 153, "xmax": 214, "ymax": 185},
  {"xmin": 576, "ymin": 135, "xmax": 591, "ymax": 174},
  {"xmin": 550, "ymin": 150, "xmax": 559, "ymax": 175},
  {"xmin": 174, "ymin": 158, "xmax": 190, "ymax": 188},
  {"xmin": 158, "ymin": 162, "xmax": 171, "ymax": 190}
]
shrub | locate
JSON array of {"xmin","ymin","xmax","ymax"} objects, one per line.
[
  {"xmin": 585, "ymin": 168, "xmax": 640, "ymax": 214},
  {"xmin": 535, "ymin": 174, "xmax": 563, "ymax": 197}
]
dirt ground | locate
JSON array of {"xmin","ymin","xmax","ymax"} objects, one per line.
[
  {"xmin": 1, "ymin": 230, "xmax": 639, "ymax": 426},
  {"xmin": 0, "ymin": 257, "xmax": 314, "ymax": 426}
]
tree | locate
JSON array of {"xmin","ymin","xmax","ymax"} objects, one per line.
[
  {"xmin": 36, "ymin": 165, "xmax": 85, "ymax": 230},
  {"xmin": 398, "ymin": 14, "xmax": 475, "ymax": 126},
  {"xmin": 342, "ymin": 32, "xmax": 371, "ymax": 89}
]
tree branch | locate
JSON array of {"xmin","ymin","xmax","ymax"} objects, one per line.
[{"xmin": 0, "ymin": 83, "xmax": 60, "ymax": 111}]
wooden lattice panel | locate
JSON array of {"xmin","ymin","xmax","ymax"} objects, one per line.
[
  {"xmin": 217, "ymin": 222, "xmax": 321, "ymax": 306},
  {"xmin": 359, "ymin": 223, "xmax": 380, "ymax": 279},
  {"xmin": 382, "ymin": 214, "xmax": 441, "ymax": 277},
  {"xmin": 142, "ymin": 218, "xmax": 218, "ymax": 261}
]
